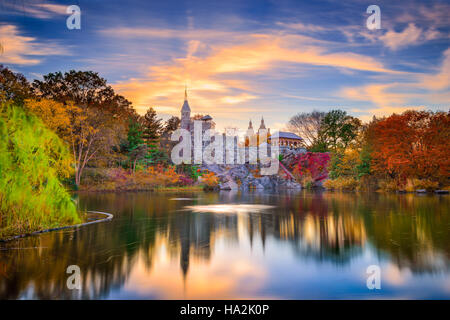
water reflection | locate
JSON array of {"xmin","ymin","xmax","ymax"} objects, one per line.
[{"xmin": 0, "ymin": 191, "xmax": 449, "ymax": 299}]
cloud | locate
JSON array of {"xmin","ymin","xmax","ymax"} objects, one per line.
[
  {"xmin": 419, "ymin": 48, "xmax": 450, "ymax": 91},
  {"xmin": 0, "ymin": 24, "xmax": 69, "ymax": 65},
  {"xmin": 275, "ymin": 22, "xmax": 327, "ymax": 33},
  {"xmin": 340, "ymin": 48, "xmax": 450, "ymax": 119},
  {"xmin": 395, "ymin": 3, "xmax": 450, "ymax": 29},
  {"xmin": 379, "ymin": 24, "xmax": 422, "ymax": 50},
  {"xmin": 1, "ymin": 2, "xmax": 68, "ymax": 19},
  {"xmin": 378, "ymin": 23, "xmax": 444, "ymax": 50},
  {"xmin": 107, "ymin": 27, "xmax": 396, "ymax": 120}
]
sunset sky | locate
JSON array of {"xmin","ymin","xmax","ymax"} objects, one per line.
[{"xmin": 0, "ymin": 0, "xmax": 449, "ymax": 131}]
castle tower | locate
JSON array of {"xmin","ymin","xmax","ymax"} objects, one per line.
[
  {"xmin": 259, "ymin": 116, "xmax": 266, "ymax": 130},
  {"xmin": 247, "ymin": 119, "xmax": 254, "ymax": 137},
  {"xmin": 258, "ymin": 116, "xmax": 267, "ymax": 140},
  {"xmin": 180, "ymin": 86, "xmax": 191, "ymax": 130}
]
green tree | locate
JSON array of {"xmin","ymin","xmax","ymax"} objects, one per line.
[
  {"xmin": 126, "ymin": 118, "xmax": 147, "ymax": 172},
  {"xmin": 141, "ymin": 107, "xmax": 163, "ymax": 144},
  {"xmin": 320, "ymin": 110, "xmax": 361, "ymax": 152}
]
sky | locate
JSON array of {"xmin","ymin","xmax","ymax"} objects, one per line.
[{"xmin": 0, "ymin": 0, "xmax": 449, "ymax": 131}]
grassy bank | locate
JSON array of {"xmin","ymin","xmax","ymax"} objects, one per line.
[{"xmin": 323, "ymin": 177, "xmax": 450, "ymax": 192}]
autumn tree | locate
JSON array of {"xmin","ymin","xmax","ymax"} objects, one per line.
[
  {"xmin": 29, "ymin": 70, "xmax": 135, "ymax": 185},
  {"xmin": 162, "ymin": 116, "xmax": 180, "ymax": 135},
  {"xmin": 287, "ymin": 111, "xmax": 326, "ymax": 147},
  {"xmin": 25, "ymin": 98, "xmax": 118, "ymax": 186},
  {"xmin": 371, "ymin": 110, "xmax": 450, "ymax": 184},
  {"xmin": 0, "ymin": 65, "xmax": 33, "ymax": 105},
  {"xmin": 32, "ymin": 70, "xmax": 134, "ymax": 118}
]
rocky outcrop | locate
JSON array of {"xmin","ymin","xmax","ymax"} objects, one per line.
[
  {"xmin": 202, "ymin": 163, "xmax": 301, "ymax": 191},
  {"xmin": 281, "ymin": 147, "xmax": 307, "ymax": 168}
]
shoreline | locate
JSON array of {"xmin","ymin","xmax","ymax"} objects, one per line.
[
  {"xmin": 74, "ymin": 185, "xmax": 206, "ymax": 193},
  {"xmin": 0, "ymin": 211, "xmax": 113, "ymax": 243},
  {"xmin": 73, "ymin": 186, "xmax": 449, "ymax": 195}
]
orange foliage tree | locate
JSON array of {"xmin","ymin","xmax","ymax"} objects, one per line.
[
  {"xmin": 370, "ymin": 110, "xmax": 450, "ymax": 185},
  {"xmin": 25, "ymin": 99, "xmax": 119, "ymax": 186}
]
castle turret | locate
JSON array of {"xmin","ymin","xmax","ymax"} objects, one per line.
[
  {"xmin": 247, "ymin": 119, "xmax": 254, "ymax": 137},
  {"xmin": 259, "ymin": 116, "xmax": 266, "ymax": 130},
  {"xmin": 180, "ymin": 86, "xmax": 191, "ymax": 130}
]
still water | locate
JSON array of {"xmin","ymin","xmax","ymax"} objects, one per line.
[{"xmin": 1, "ymin": 191, "xmax": 449, "ymax": 299}]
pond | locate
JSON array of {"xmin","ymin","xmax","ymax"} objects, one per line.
[{"xmin": 1, "ymin": 191, "xmax": 449, "ymax": 299}]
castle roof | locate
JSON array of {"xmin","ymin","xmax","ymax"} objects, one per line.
[
  {"xmin": 181, "ymin": 86, "xmax": 191, "ymax": 112},
  {"xmin": 271, "ymin": 131, "xmax": 303, "ymax": 140},
  {"xmin": 181, "ymin": 100, "xmax": 191, "ymax": 112},
  {"xmin": 201, "ymin": 115, "xmax": 212, "ymax": 121},
  {"xmin": 259, "ymin": 117, "xmax": 266, "ymax": 129}
]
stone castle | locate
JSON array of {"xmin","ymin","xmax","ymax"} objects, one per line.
[{"xmin": 179, "ymin": 88, "xmax": 275, "ymax": 165}]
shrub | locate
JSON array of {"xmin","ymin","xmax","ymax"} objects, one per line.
[
  {"xmin": 200, "ymin": 171, "xmax": 219, "ymax": 189},
  {"xmin": 178, "ymin": 174, "xmax": 194, "ymax": 186},
  {"xmin": 378, "ymin": 179, "xmax": 402, "ymax": 192},
  {"xmin": 404, "ymin": 178, "xmax": 439, "ymax": 192},
  {"xmin": 324, "ymin": 177, "xmax": 359, "ymax": 191},
  {"xmin": 290, "ymin": 152, "xmax": 330, "ymax": 187}
]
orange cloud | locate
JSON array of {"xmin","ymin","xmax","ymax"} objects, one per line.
[
  {"xmin": 110, "ymin": 29, "xmax": 396, "ymax": 122},
  {"xmin": 340, "ymin": 45, "xmax": 450, "ymax": 121},
  {"xmin": 0, "ymin": 24, "xmax": 68, "ymax": 65},
  {"xmin": 419, "ymin": 48, "xmax": 450, "ymax": 91}
]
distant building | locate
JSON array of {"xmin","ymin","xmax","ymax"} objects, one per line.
[{"xmin": 269, "ymin": 131, "xmax": 304, "ymax": 149}]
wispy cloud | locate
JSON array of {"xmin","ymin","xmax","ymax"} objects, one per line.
[
  {"xmin": 378, "ymin": 23, "xmax": 445, "ymax": 50},
  {"xmin": 340, "ymin": 48, "xmax": 450, "ymax": 119},
  {"xmin": 107, "ymin": 26, "xmax": 396, "ymax": 118},
  {"xmin": 1, "ymin": 1, "xmax": 67, "ymax": 19},
  {"xmin": 0, "ymin": 24, "xmax": 69, "ymax": 65}
]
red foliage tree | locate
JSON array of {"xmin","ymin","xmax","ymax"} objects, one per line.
[{"xmin": 370, "ymin": 110, "xmax": 450, "ymax": 183}]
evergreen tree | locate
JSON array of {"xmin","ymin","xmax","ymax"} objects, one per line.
[
  {"xmin": 126, "ymin": 118, "xmax": 147, "ymax": 172},
  {"xmin": 142, "ymin": 107, "xmax": 162, "ymax": 144}
]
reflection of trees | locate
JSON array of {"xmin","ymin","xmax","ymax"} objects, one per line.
[
  {"xmin": 358, "ymin": 194, "xmax": 450, "ymax": 273},
  {"xmin": 0, "ymin": 192, "xmax": 170, "ymax": 299},
  {"xmin": 1, "ymin": 191, "xmax": 448, "ymax": 299},
  {"xmin": 239, "ymin": 192, "xmax": 367, "ymax": 264}
]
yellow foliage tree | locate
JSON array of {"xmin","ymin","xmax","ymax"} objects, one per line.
[{"xmin": 25, "ymin": 99, "xmax": 117, "ymax": 186}]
